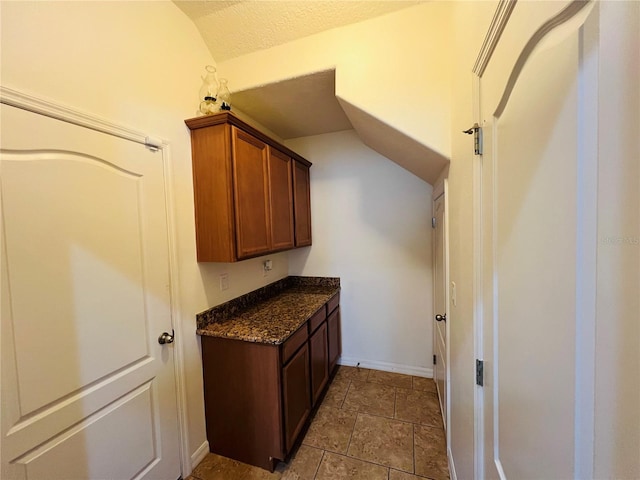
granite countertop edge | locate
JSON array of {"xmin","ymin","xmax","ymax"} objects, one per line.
[{"xmin": 196, "ymin": 276, "xmax": 340, "ymax": 345}]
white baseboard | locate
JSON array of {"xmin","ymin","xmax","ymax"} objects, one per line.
[
  {"xmin": 191, "ymin": 440, "xmax": 210, "ymax": 470},
  {"xmin": 339, "ymin": 356, "xmax": 433, "ymax": 378}
]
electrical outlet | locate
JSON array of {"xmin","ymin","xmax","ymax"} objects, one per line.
[
  {"xmin": 219, "ymin": 273, "xmax": 229, "ymax": 291},
  {"xmin": 263, "ymin": 259, "xmax": 272, "ymax": 277}
]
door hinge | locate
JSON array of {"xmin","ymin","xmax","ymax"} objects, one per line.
[
  {"xmin": 476, "ymin": 359, "xmax": 484, "ymax": 386},
  {"xmin": 463, "ymin": 123, "xmax": 483, "ymax": 156},
  {"xmin": 433, "ymin": 354, "xmax": 437, "ymax": 365},
  {"xmin": 432, "ymin": 217, "xmax": 436, "ymax": 229}
]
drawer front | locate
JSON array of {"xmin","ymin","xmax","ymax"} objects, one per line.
[
  {"xmin": 308, "ymin": 307, "xmax": 326, "ymax": 334},
  {"xmin": 326, "ymin": 293, "xmax": 340, "ymax": 315},
  {"xmin": 282, "ymin": 324, "xmax": 308, "ymax": 364}
]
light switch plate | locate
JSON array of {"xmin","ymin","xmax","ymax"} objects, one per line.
[
  {"xmin": 220, "ymin": 273, "xmax": 229, "ymax": 291},
  {"xmin": 451, "ymin": 281, "xmax": 457, "ymax": 307}
]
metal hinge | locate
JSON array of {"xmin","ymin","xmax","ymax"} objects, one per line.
[
  {"xmin": 433, "ymin": 354, "xmax": 437, "ymax": 365},
  {"xmin": 463, "ymin": 123, "xmax": 483, "ymax": 155},
  {"xmin": 432, "ymin": 217, "xmax": 436, "ymax": 229},
  {"xmin": 476, "ymin": 359, "xmax": 484, "ymax": 386}
]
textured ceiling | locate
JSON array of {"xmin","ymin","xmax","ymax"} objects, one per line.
[{"xmin": 174, "ymin": 0, "xmax": 422, "ymax": 61}]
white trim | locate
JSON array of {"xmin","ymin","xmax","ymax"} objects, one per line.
[
  {"xmin": 448, "ymin": 446, "xmax": 458, "ymax": 480},
  {"xmin": 0, "ymin": 86, "xmax": 191, "ymax": 479},
  {"xmin": 161, "ymin": 144, "xmax": 193, "ymax": 478},
  {"xmin": 443, "ymin": 179, "xmax": 451, "ymax": 441},
  {"xmin": 472, "ymin": 73, "xmax": 485, "ymax": 480},
  {"xmin": 1, "ymin": 86, "xmax": 148, "ymax": 147},
  {"xmin": 338, "ymin": 357, "xmax": 433, "ymax": 378},
  {"xmin": 190, "ymin": 440, "xmax": 210, "ymax": 470},
  {"xmin": 473, "ymin": 0, "xmax": 518, "ymax": 77},
  {"xmin": 573, "ymin": 4, "xmax": 598, "ymax": 478}
]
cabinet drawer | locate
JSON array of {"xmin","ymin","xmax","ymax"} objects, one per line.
[
  {"xmin": 327, "ymin": 293, "xmax": 340, "ymax": 315},
  {"xmin": 282, "ymin": 325, "xmax": 308, "ymax": 364},
  {"xmin": 308, "ymin": 307, "xmax": 326, "ymax": 334}
]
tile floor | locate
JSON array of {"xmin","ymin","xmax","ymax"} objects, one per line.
[{"xmin": 188, "ymin": 366, "xmax": 449, "ymax": 480}]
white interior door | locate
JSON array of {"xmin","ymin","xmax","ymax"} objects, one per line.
[
  {"xmin": 433, "ymin": 192, "xmax": 447, "ymax": 428},
  {"xmin": 1, "ymin": 103, "xmax": 181, "ymax": 480},
  {"xmin": 476, "ymin": 1, "xmax": 597, "ymax": 478}
]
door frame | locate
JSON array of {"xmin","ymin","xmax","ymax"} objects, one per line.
[
  {"xmin": 432, "ymin": 176, "xmax": 452, "ymax": 466},
  {"xmin": 0, "ymin": 86, "xmax": 191, "ymax": 477},
  {"xmin": 470, "ymin": 1, "xmax": 599, "ymax": 478}
]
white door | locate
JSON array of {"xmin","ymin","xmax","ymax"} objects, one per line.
[
  {"xmin": 1, "ymin": 103, "xmax": 181, "ymax": 480},
  {"xmin": 433, "ymin": 192, "xmax": 447, "ymax": 428},
  {"xmin": 476, "ymin": 1, "xmax": 597, "ymax": 478}
]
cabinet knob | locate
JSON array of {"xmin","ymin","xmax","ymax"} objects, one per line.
[{"xmin": 435, "ymin": 314, "xmax": 447, "ymax": 322}]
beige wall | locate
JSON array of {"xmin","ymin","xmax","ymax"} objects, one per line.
[
  {"xmin": 0, "ymin": 0, "xmax": 289, "ymax": 468},
  {"xmin": 286, "ymin": 130, "xmax": 434, "ymax": 375},
  {"xmin": 219, "ymin": 2, "xmax": 453, "ymax": 161}
]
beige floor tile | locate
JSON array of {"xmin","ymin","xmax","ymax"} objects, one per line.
[
  {"xmin": 347, "ymin": 413, "xmax": 414, "ymax": 473},
  {"xmin": 335, "ymin": 365, "xmax": 371, "ymax": 382},
  {"xmin": 302, "ymin": 405, "xmax": 357, "ymax": 454},
  {"xmin": 322, "ymin": 375, "xmax": 351, "ymax": 408},
  {"xmin": 191, "ymin": 453, "xmax": 252, "ymax": 480},
  {"xmin": 395, "ymin": 388, "xmax": 443, "ymax": 428},
  {"xmin": 367, "ymin": 370, "xmax": 413, "ymax": 389},
  {"xmin": 389, "ymin": 470, "xmax": 429, "ymax": 480},
  {"xmin": 276, "ymin": 445, "xmax": 324, "ymax": 480},
  {"xmin": 342, "ymin": 380, "xmax": 396, "ymax": 417},
  {"xmin": 414, "ymin": 425, "xmax": 449, "ymax": 480},
  {"xmin": 315, "ymin": 452, "xmax": 389, "ymax": 480},
  {"xmin": 412, "ymin": 376, "xmax": 438, "ymax": 394},
  {"xmin": 242, "ymin": 466, "xmax": 282, "ymax": 480}
]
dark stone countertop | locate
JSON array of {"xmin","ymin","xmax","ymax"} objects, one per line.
[{"xmin": 196, "ymin": 276, "xmax": 340, "ymax": 345}]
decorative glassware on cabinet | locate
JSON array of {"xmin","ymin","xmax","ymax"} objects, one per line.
[
  {"xmin": 199, "ymin": 65, "xmax": 219, "ymax": 115},
  {"xmin": 218, "ymin": 78, "xmax": 232, "ymax": 111}
]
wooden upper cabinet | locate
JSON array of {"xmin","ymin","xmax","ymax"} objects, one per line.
[
  {"xmin": 185, "ymin": 113, "xmax": 311, "ymax": 262},
  {"xmin": 293, "ymin": 160, "xmax": 312, "ymax": 247},
  {"xmin": 268, "ymin": 148, "xmax": 294, "ymax": 251}
]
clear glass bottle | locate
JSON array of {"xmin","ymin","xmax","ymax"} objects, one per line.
[
  {"xmin": 217, "ymin": 78, "xmax": 231, "ymax": 111},
  {"xmin": 198, "ymin": 65, "xmax": 219, "ymax": 115}
]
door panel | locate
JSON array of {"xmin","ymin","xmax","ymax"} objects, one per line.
[
  {"xmin": 1, "ymin": 103, "xmax": 180, "ymax": 480},
  {"xmin": 292, "ymin": 161, "xmax": 311, "ymax": 247},
  {"xmin": 478, "ymin": 2, "xmax": 595, "ymax": 478},
  {"xmin": 268, "ymin": 147, "xmax": 294, "ymax": 251},
  {"xmin": 232, "ymin": 127, "xmax": 271, "ymax": 258}
]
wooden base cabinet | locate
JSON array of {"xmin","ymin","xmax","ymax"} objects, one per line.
[{"xmin": 201, "ymin": 294, "xmax": 340, "ymax": 471}]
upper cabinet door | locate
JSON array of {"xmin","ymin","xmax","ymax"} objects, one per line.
[
  {"xmin": 292, "ymin": 160, "xmax": 312, "ymax": 247},
  {"xmin": 232, "ymin": 127, "xmax": 271, "ymax": 259},
  {"xmin": 268, "ymin": 147, "xmax": 294, "ymax": 251}
]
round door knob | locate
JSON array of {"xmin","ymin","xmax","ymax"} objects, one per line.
[
  {"xmin": 158, "ymin": 331, "xmax": 175, "ymax": 345},
  {"xmin": 435, "ymin": 314, "xmax": 447, "ymax": 322}
]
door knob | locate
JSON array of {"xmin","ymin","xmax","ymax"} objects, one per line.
[
  {"xmin": 435, "ymin": 314, "xmax": 447, "ymax": 322},
  {"xmin": 158, "ymin": 330, "xmax": 175, "ymax": 345}
]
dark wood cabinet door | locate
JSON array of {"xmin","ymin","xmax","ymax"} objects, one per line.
[
  {"xmin": 309, "ymin": 322, "xmax": 329, "ymax": 405},
  {"xmin": 232, "ymin": 127, "xmax": 271, "ymax": 258},
  {"xmin": 268, "ymin": 148, "xmax": 294, "ymax": 251},
  {"xmin": 328, "ymin": 307, "xmax": 342, "ymax": 374},
  {"xmin": 292, "ymin": 160, "xmax": 312, "ymax": 247},
  {"xmin": 282, "ymin": 343, "xmax": 311, "ymax": 453}
]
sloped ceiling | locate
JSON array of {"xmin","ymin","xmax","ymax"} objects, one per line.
[
  {"xmin": 174, "ymin": 1, "xmax": 422, "ymax": 61},
  {"xmin": 176, "ymin": 0, "xmax": 447, "ymax": 183}
]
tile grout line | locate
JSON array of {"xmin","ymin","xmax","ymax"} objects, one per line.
[
  {"xmin": 312, "ymin": 450, "xmax": 325, "ymax": 480},
  {"xmin": 413, "ymin": 422, "xmax": 417, "ymax": 476}
]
